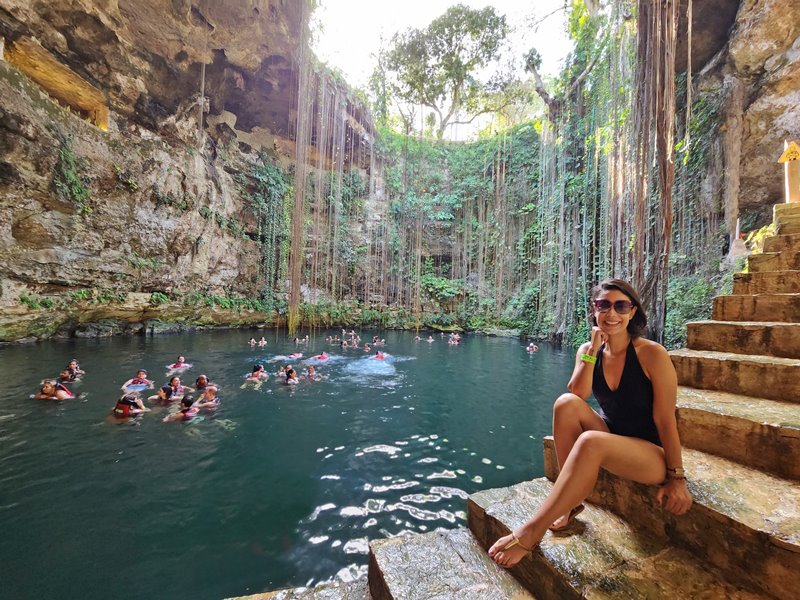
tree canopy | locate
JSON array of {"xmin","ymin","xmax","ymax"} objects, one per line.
[{"xmin": 381, "ymin": 4, "xmax": 511, "ymax": 139}]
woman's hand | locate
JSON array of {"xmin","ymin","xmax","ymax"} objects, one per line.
[
  {"xmin": 656, "ymin": 478, "xmax": 692, "ymax": 515},
  {"xmin": 589, "ymin": 326, "xmax": 607, "ymax": 354}
]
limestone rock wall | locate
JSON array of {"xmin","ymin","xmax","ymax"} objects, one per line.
[
  {"xmin": 701, "ymin": 0, "xmax": 800, "ymax": 229},
  {"xmin": 0, "ymin": 0, "xmax": 310, "ymax": 341}
]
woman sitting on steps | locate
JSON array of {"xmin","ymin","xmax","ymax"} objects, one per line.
[{"xmin": 489, "ymin": 278, "xmax": 693, "ymax": 567}]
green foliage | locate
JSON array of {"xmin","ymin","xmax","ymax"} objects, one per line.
[
  {"xmin": 149, "ymin": 291, "xmax": 171, "ymax": 305},
  {"xmin": 52, "ymin": 133, "xmax": 91, "ymax": 214},
  {"xmin": 19, "ymin": 294, "xmax": 56, "ymax": 310},
  {"xmin": 18, "ymin": 288, "xmax": 128, "ymax": 310},
  {"xmin": 154, "ymin": 188, "xmax": 191, "ymax": 211},
  {"xmin": 113, "ymin": 164, "xmax": 138, "ymax": 192},
  {"xmin": 420, "ymin": 274, "xmax": 463, "ymax": 304},
  {"xmin": 93, "ymin": 289, "xmax": 128, "ymax": 304},
  {"xmin": 126, "ymin": 252, "xmax": 162, "ymax": 271},
  {"xmin": 68, "ymin": 289, "xmax": 92, "ymax": 302},
  {"xmin": 382, "ymin": 4, "xmax": 510, "ymax": 138},
  {"xmin": 182, "ymin": 292, "xmax": 274, "ymax": 313},
  {"xmin": 240, "ymin": 153, "xmax": 292, "ymax": 299}
]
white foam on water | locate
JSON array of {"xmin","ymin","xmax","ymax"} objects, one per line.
[
  {"xmin": 309, "ymin": 536, "xmax": 329, "ymax": 545},
  {"xmin": 342, "ymin": 537, "xmax": 369, "ymax": 554},
  {"xmin": 363, "ymin": 444, "xmax": 401, "ymax": 455},
  {"xmin": 481, "ymin": 458, "xmax": 492, "ymax": 464}
]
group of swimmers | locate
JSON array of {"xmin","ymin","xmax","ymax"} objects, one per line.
[
  {"xmin": 113, "ymin": 359, "xmax": 221, "ymax": 422},
  {"xmin": 34, "ymin": 358, "xmax": 85, "ymax": 400}
]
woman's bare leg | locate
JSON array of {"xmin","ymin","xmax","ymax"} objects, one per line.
[
  {"xmin": 550, "ymin": 393, "xmax": 608, "ymax": 529},
  {"xmin": 488, "ymin": 431, "xmax": 666, "ymax": 567}
]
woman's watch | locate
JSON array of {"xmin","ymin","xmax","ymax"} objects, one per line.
[{"xmin": 666, "ymin": 467, "xmax": 685, "ymax": 478}]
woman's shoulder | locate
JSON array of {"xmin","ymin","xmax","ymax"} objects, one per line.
[{"xmin": 632, "ymin": 337, "xmax": 671, "ymax": 368}]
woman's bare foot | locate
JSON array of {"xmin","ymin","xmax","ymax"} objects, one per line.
[{"xmin": 487, "ymin": 532, "xmax": 532, "ymax": 568}]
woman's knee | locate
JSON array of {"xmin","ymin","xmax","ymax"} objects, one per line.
[
  {"xmin": 573, "ymin": 430, "xmax": 610, "ymax": 455},
  {"xmin": 553, "ymin": 393, "xmax": 583, "ymax": 414}
]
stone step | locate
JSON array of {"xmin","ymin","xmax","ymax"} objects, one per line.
[
  {"xmin": 670, "ymin": 348, "xmax": 800, "ymax": 400},
  {"xmin": 775, "ymin": 212, "xmax": 800, "ymax": 226},
  {"xmin": 541, "ymin": 438, "xmax": 800, "ymax": 599},
  {"xmin": 777, "ymin": 221, "xmax": 800, "ymax": 235},
  {"xmin": 676, "ymin": 386, "xmax": 800, "ymax": 479},
  {"xmin": 368, "ymin": 528, "xmax": 535, "ymax": 600},
  {"xmin": 774, "ymin": 202, "xmax": 800, "ymax": 219},
  {"xmin": 763, "ymin": 233, "xmax": 800, "ymax": 253},
  {"xmin": 712, "ymin": 293, "xmax": 800, "ymax": 322},
  {"xmin": 468, "ymin": 477, "xmax": 771, "ymax": 599},
  {"xmin": 748, "ymin": 251, "xmax": 800, "ymax": 272},
  {"xmin": 228, "ymin": 579, "xmax": 370, "ymax": 600},
  {"xmin": 685, "ymin": 320, "xmax": 800, "ymax": 358},
  {"xmin": 733, "ymin": 271, "xmax": 800, "ymax": 294}
]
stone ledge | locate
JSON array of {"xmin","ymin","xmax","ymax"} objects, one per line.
[
  {"xmin": 368, "ymin": 529, "xmax": 534, "ymax": 600},
  {"xmin": 685, "ymin": 320, "xmax": 800, "ymax": 358},
  {"xmin": 712, "ymin": 293, "xmax": 800, "ymax": 323},
  {"xmin": 468, "ymin": 478, "xmax": 768, "ymax": 599},
  {"xmin": 733, "ymin": 271, "xmax": 800, "ymax": 294},
  {"xmin": 542, "ymin": 437, "xmax": 799, "ymax": 599},
  {"xmin": 671, "ymin": 348, "xmax": 800, "ymax": 400},
  {"xmin": 676, "ymin": 386, "xmax": 800, "ymax": 479}
]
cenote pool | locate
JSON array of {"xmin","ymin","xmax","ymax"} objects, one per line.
[{"xmin": 0, "ymin": 329, "xmax": 575, "ymax": 599}]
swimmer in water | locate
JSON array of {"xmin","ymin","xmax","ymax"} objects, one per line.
[
  {"xmin": 148, "ymin": 385, "xmax": 174, "ymax": 404},
  {"xmin": 303, "ymin": 365, "xmax": 321, "ymax": 381},
  {"xmin": 364, "ymin": 343, "xmax": 371, "ymax": 352},
  {"xmin": 58, "ymin": 369, "xmax": 76, "ymax": 384},
  {"xmin": 527, "ymin": 342, "xmax": 539, "ymax": 352},
  {"xmin": 247, "ymin": 364, "xmax": 269, "ymax": 381},
  {"xmin": 258, "ymin": 337, "xmax": 267, "ymax": 347},
  {"xmin": 194, "ymin": 374, "xmax": 213, "ymax": 392},
  {"xmin": 122, "ymin": 369, "xmax": 153, "ymax": 390},
  {"xmin": 289, "ymin": 352, "xmax": 303, "ymax": 359},
  {"xmin": 284, "ymin": 368, "xmax": 299, "ymax": 385},
  {"xmin": 248, "ymin": 337, "xmax": 257, "ymax": 346},
  {"xmin": 415, "ymin": 335, "xmax": 421, "ymax": 341},
  {"xmin": 169, "ymin": 356, "xmax": 190, "ymax": 368},
  {"xmin": 112, "ymin": 393, "xmax": 150, "ymax": 417},
  {"xmin": 168, "ymin": 376, "xmax": 193, "ymax": 398},
  {"xmin": 340, "ymin": 340, "xmax": 348, "ymax": 349},
  {"xmin": 372, "ymin": 350, "xmax": 386, "ymax": 360},
  {"xmin": 34, "ymin": 380, "xmax": 74, "ymax": 400},
  {"xmin": 194, "ymin": 385, "xmax": 221, "ymax": 410},
  {"xmin": 427, "ymin": 336, "xmax": 435, "ymax": 343},
  {"xmin": 66, "ymin": 359, "xmax": 85, "ymax": 378},
  {"xmin": 163, "ymin": 395, "xmax": 198, "ymax": 422}
]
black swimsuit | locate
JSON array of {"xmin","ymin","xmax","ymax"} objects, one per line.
[{"xmin": 592, "ymin": 342, "xmax": 662, "ymax": 446}]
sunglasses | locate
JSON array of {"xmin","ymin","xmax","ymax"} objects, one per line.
[{"xmin": 593, "ymin": 299, "xmax": 635, "ymax": 314}]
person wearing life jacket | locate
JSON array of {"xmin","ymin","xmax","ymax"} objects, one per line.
[
  {"xmin": 163, "ymin": 395, "xmax": 198, "ymax": 422},
  {"xmin": 34, "ymin": 380, "xmax": 74, "ymax": 400},
  {"xmin": 148, "ymin": 385, "xmax": 174, "ymax": 404},
  {"xmin": 168, "ymin": 356, "xmax": 191, "ymax": 368},
  {"xmin": 66, "ymin": 359, "xmax": 85, "ymax": 378},
  {"xmin": 168, "ymin": 376, "xmax": 193, "ymax": 399},
  {"xmin": 121, "ymin": 369, "xmax": 153, "ymax": 390},
  {"xmin": 112, "ymin": 393, "xmax": 150, "ymax": 418}
]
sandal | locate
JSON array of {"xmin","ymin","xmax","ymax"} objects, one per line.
[
  {"xmin": 548, "ymin": 504, "xmax": 585, "ymax": 531},
  {"xmin": 500, "ymin": 532, "xmax": 533, "ymax": 553}
]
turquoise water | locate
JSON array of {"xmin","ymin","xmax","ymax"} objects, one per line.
[{"xmin": 0, "ymin": 330, "xmax": 574, "ymax": 599}]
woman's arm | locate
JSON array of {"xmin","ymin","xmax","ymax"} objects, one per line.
[
  {"xmin": 567, "ymin": 327, "xmax": 605, "ymax": 400},
  {"xmin": 640, "ymin": 343, "xmax": 693, "ymax": 515}
]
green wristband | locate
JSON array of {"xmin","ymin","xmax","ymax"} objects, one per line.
[{"xmin": 580, "ymin": 353, "xmax": 597, "ymax": 364}]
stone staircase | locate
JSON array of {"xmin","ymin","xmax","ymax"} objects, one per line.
[{"xmin": 244, "ymin": 204, "xmax": 800, "ymax": 599}]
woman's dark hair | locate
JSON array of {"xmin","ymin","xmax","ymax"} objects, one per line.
[
  {"xmin": 160, "ymin": 385, "xmax": 173, "ymax": 399},
  {"xmin": 589, "ymin": 278, "xmax": 647, "ymax": 338},
  {"xmin": 252, "ymin": 364, "xmax": 263, "ymax": 373},
  {"xmin": 181, "ymin": 395, "xmax": 195, "ymax": 409}
]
